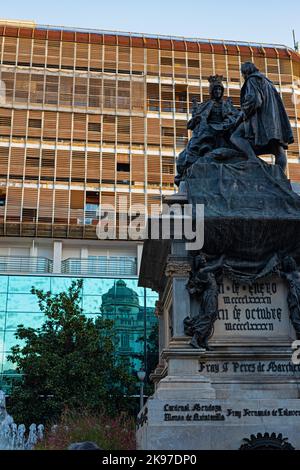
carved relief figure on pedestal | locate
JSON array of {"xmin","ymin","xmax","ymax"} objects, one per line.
[
  {"xmin": 280, "ymin": 256, "xmax": 300, "ymax": 338},
  {"xmin": 184, "ymin": 253, "xmax": 223, "ymax": 349}
]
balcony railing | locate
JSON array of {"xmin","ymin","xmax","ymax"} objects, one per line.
[
  {"xmin": 0, "ymin": 256, "xmax": 53, "ymax": 274},
  {"xmin": 61, "ymin": 256, "xmax": 137, "ymax": 276}
]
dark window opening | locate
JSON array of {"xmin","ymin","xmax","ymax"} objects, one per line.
[
  {"xmin": 102, "ymin": 179, "xmax": 115, "ymax": 184},
  {"xmin": 28, "ymin": 119, "xmax": 42, "ymax": 128},
  {"xmin": 88, "ymin": 122, "xmax": 101, "ymax": 132},
  {"xmin": 86, "ymin": 191, "xmax": 99, "ymax": 205},
  {"xmin": 0, "ymin": 117, "xmax": 11, "ymax": 127},
  {"xmin": 0, "ymin": 192, "xmax": 6, "ymax": 207},
  {"xmin": 56, "ymin": 177, "xmax": 70, "ymax": 182},
  {"xmin": 117, "ymin": 162, "xmax": 130, "ymax": 172},
  {"xmin": 42, "ymin": 158, "xmax": 55, "ymax": 168},
  {"xmin": 161, "ymin": 57, "xmax": 173, "ymax": 66},
  {"xmin": 162, "ymin": 127, "xmax": 174, "ymax": 137},
  {"xmin": 103, "ymin": 115, "xmax": 116, "ymax": 124},
  {"xmin": 85, "ymin": 191, "xmax": 99, "ymax": 221},
  {"xmin": 26, "ymin": 156, "xmax": 40, "ymax": 166},
  {"xmin": 188, "ymin": 59, "xmax": 199, "ymax": 68},
  {"xmin": 22, "ymin": 208, "xmax": 37, "ymax": 221},
  {"xmin": 174, "ymin": 58, "xmax": 186, "ymax": 66},
  {"xmin": 17, "ymin": 61, "xmax": 31, "ymax": 66}
]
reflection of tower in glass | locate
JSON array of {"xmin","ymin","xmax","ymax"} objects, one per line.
[{"xmin": 100, "ymin": 280, "xmax": 156, "ymax": 366}]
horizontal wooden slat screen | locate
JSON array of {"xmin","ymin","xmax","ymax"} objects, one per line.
[
  {"xmin": 41, "ymin": 148, "xmax": 55, "ymax": 180},
  {"xmin": 6, "ymin": 187, "xmax": 22, "ymax": 219},
  {"xmin": 56, "ymin": 150, "xmax": 71, "ymax": 180},
  {"xmin": 0, "ymin": 147, "xmax": 9, "ymax": 176},
  {"xmin": 0, "ymin": 108, "xmax": 12, "ymax": 135},
  {"xmin": 87, "ymin": 152, "xmax": 101, "ymax": 183},
  {"xmin": 132, "ymin": 47, "xmax": 144, "ymax": 73},
  {"xmin": 0, "ymin": 28, "xmax": 299, "ymax": 238},
  {"xmin": 71, "ymin": 151, "xmax": 85, "ymax": 181},
  {"xmin": 43, "ymin": 111, "xmax": 57, "ymax": 139},
  {"xmin": 131, "ymin": 154, "xmax": 145, "ymax": 185},
  {"xmin": 289, "ymin": 163, "xmax": 300, "ymax": 183},
  {"xmin": 38, "ymin": 188, "xmax": 53, "ymax": 221},
  {"xmin": 58, "ymin": 112, "xmax": 72, "ymax": 140},
  {"xmin": 102, "ymin": 153, "xmax": 116, "ymax": 181},
  {"xmin": 70, "ymin": 189, "xmax": 84, "ymax": 209},
  {"xmin": 9, "ymin": 147, "xmax": 25, "ymax": 180},
  {"xmin": 54, "ymin": 189, "xmax": 69, "ymax": 222},
  {"xmin": 3, "ymin": 37, "xmax": 17, "ymax": 64},
  {"xmin": 61, "ymin": 41, "xmax": 75, "ymax": 69},
  {"xmin": 47, "ymin": 40, "xmax": 60, "ymax": 68},
  {"xmin": 32, "ymin": 39, "xmax": 46, "ymax": 66},
  {"xmin": 23, "ymin": 188, "xmax": 38, "ymax": 223},
  {"xmin": 147, "ymin": 118, "xmax": 160, "ymax": 145},
  {"xmin": 147, "ymin": 154, "xmax": 160, "ymax": 184}
]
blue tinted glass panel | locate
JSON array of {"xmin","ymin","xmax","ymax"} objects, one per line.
[
  {"xmin": 89, "ymin": 278, "xmax": 116, "ymax": 296},
  {"xmin": 0, "ymin": 331, "xmax": 5, "ymax": 352},
  {"xmin": 2, "ymin": 353, "xmax": 17, "ymax": 373},
  {"xmin": 0, "ymin": 274, "xmax": 159, "ymax": 385},
  {"xmin": 50, "ymin": 277, "xmax": 82, "ymax": 293},
  {"xmin": 7, "ymin": 293, "xmax": 40, "ymax": 312},
  {"xmin": 82, "ymin": 295, "xmax": 102, "ymax": 314},
  {"xmin": 0, "ymin": 293, "xmax": 7, "ymax": 309},
  {"xmin": 8, "ymin": 276, "xmax": 51, "ymax": 293},
  {"xmin": 145, "ymin": 296, "xmax": 157, "ymax": 308},
  {"xmin": 0, "ymin": 312, "xmax": 6, "ymax": 330},
  {"xmin": 82, "ymin": 278, "xmax": 104, "ymax": 295},
  {"xmin": 85, "ymin": 314, "xmax": 103, "ymax": 323},
  {"xmin": 0, "ymin": 276, "xmax": 8, "ymax": 293},
  {"xmin": 5, "ymin": 312, "xmax": 44, "ymax": 330},
  {"xmin": 4, "ymin": 331, "xmax": 25, "ymax": 352}
]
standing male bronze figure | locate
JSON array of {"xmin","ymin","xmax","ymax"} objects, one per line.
[{"xmin": 231, "ymin": 61, "xmax": 294, "ymax": 172}]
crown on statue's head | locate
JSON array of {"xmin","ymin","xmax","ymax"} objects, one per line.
[{"xmin": 208, "ymin": 74, "xmax": 224, "ymax": 90}]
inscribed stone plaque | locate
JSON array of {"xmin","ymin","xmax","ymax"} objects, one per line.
[{"xmin": 212, "ymin": 277, "xmax": 295, "ymax": 342}]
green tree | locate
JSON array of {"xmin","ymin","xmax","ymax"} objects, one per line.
[{"xmin": 6, "ymin": 279, "xmax": 136, "ymax": 425}]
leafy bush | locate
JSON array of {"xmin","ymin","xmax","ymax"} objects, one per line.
[{"xmin": 36, "ymin": 408, "xmax": 136, "ymax": 450}]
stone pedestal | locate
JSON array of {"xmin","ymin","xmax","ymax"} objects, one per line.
[
  {"xmin": 137, "ymin": 167, "xmax": 300, "ymax": 450},
  {"xmin": 137, "ymin": 268, "xmax": 300, "ymax": 449}
]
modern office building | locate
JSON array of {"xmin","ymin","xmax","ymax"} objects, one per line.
[{"xmin": 0, "ymin": 19, "xmax": 299, "ymax": 385}]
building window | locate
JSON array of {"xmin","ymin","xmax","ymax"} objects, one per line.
[
  {"xmin": 0, "ymin": 116, "xmax": 11, "ymax": 127},
  {"xmin": 85, "ymin": 191, "xmax": 99, "ymax": 224},
  {"xmin": 117, "ymin": 162, "xmax": 130, "ymax": 172},
  {"xmin": 161, "ymin": 57, "xmax": 173, "ymax": 66},
  {"xmin": 161, "ymin": 127, "xmax": 174, "ymax": 137},
  {"xmin": 0, "ymin": 191, "xmax": 6, "ymax": 207},
  {"xmin": 28, "ymin": 118, "xmax": 42, "ymax": 128},
  {"xmin": 88, "ymin": 122, "xmax": 101, "ymax": 132},
  {"xmin": 22, "ymin": 208, "xmax": 37, "ymax": 222},
  {"xmin": 26, "ymin": 156, "xmax": 40, "ymax": 166}
]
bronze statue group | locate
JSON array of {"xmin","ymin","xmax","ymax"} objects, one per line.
[
  {"xmin": 179, "ymin": 62, "xmax": 300, "ymax": 350},
  {"xmin": 175, "ymin": 61, "xmax": 294, "ymax": 186}
]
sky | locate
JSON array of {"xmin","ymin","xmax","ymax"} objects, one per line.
[{"xmin": 0, "ymin": 0, "xmax": 299, "ymax": 48}]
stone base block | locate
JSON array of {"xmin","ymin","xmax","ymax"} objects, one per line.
[{"xmin": 136, "ymin": 397, "xmax": 300, "ymax": 450}]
